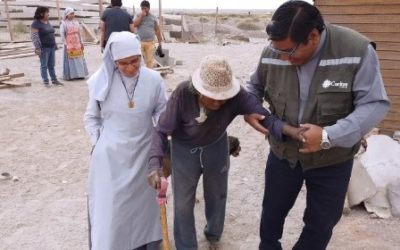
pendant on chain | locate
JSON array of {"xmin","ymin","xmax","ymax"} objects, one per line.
[{"xmin": 128, "ymin": 100, "xmax": 135, "ymax": 108}]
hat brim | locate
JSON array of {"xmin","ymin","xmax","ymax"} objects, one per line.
[{"xmin": 192, "ymin": 68, "xmax": 241, "ymax": 100}]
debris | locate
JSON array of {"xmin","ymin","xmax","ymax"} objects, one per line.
[
  {"xmin": 1, "ymin": 68, "xmax": 10, "ymax": 76},
  {"xmin": 0, "ymin": 71, "xmax": 31, "ymax": 89},
  {"xmin": 1, "ymin": 172, "xmax": 12, "ymax": 181},
  {"xmin": 393, "ymin": 131, "xmax": 400, "ymax": 142}
]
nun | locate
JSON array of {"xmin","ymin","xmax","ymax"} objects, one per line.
[{"xmin": 84, "ymin": 31, "xmax": 167, "ymax": 250}]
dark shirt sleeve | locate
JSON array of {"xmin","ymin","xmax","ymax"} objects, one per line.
[
  {"xmin": 148, "ymin": 90, "xmax": 182, "ymax": 172},
  {"xmin": 236, "ymin": 88, "xmax": 285, "ymax": 140},
  {"xmin": 101, "ymin": 10, "xmax": 107, "ymax": 21}
]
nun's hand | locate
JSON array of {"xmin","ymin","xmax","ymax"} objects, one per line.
[{"xmin": 147, "ymin": 169, "xmax": 163, "ymax": 189}]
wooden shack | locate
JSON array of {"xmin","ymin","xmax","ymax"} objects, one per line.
[{"xmin": 313, "ymin": 0, "xmax": 400, "ymax": 135}]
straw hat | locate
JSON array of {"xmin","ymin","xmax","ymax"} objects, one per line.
[{"xmin": 192, "ymin": 55, "xmax": 240, "ymax": 100}]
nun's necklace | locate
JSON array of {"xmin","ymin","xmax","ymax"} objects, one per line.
[{"xmin": 117, "ymin": 71, "xmax": 140, "ymax": 108}]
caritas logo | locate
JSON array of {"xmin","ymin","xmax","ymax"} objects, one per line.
[{"xmin": 322, "ymin": 79, "xmax": 349, "ymax": 89}]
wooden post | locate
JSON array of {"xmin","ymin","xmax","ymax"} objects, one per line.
[
  {"xmin": 4, "ymin": 0, "xmax": 14, "ymax": 41},
  {"xmin": 214, "ymin": 6, "xmax": 218, "ymax": 38},
  {"xmin": 158, "ymin": 0, "xmax": 163, "ymax": 41},
  {"xmin": 99, "ymin": 0, "xmax": 104, "ymax": 18},
  {"xmin": 56, "ymin": 0, "xmax": 61, "ymax": 24}
]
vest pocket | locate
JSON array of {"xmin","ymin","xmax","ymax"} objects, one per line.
[
  {"xmin": 266, "ymin": 85, "xmax": 286, "ymax": 119},
  {"xmin": 317, "ymin": 91, "xmax": 353, "ymax": 125}
]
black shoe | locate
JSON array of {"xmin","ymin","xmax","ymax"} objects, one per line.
[{"xmin": 52, "ymin": 80, "xmax": 64, "ymax": 86}]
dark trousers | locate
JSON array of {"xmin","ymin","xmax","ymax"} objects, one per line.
[{"xmin": 259, "ymin": 152, "xmax": 353, "ymax": 250}]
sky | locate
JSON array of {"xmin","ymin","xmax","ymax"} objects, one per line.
[{"xmin": 123, "ymin": 0, "xmax": 314, "ymax": 10}]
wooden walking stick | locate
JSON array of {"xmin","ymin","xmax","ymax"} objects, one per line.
[{"xmin": 157, "ymin": 177, "xmax": 170, "ymax": 250}]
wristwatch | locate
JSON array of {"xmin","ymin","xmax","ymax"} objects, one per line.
[{"xmin": 320, "ymin": 129, "xmax": 332, "ymax": 150}]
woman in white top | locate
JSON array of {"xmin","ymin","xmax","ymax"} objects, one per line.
[{"xmin": 84, "ymin": 31, "xmax": 167, "ymax": 250}]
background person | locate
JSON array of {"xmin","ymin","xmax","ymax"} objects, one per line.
[
  {"xmin": 31, "ymin": 6, "xmax": 62, "ymax": 87},
  {"xmin": 60, "ymin": 7, "xmax": 88, "ymax": 80},
  {"xmin": 133, "ymin": 0, "xmax": 163, "ymax": 68},
  {"xmin": 99, "ymin": 0, "xmax": 135, "ymax": 51}
]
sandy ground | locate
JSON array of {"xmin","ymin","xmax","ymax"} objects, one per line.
[{"xmin": 1, "ymin": 40, "xmax": 400, "ymax": 250}]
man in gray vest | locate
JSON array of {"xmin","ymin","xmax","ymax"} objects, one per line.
[
  {"xmin": 245, "ymin": 1, "xmax": 390, "ymax": 249},
  {"xmin": 134, "ymin": 0, "xmax": 163, "ymax": 68}
]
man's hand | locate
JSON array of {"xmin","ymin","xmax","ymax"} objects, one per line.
[
  {"xmin": 282, "ymin": 125, "xmax": 308, "ymax": 142},
  {"xmin": 299, "ymin": 123, "xmax": 323, "ymax": 154},
  {"xmin": 141, "ymin": 9, "xmax": 148, "ymax": 17},
  {"xmin": 147, "ymin": 168, "xmax": 163, "ymax": 189},
  {"xmin": 244, "ymin": 114, "xmax": 269, "ymax": 135}
]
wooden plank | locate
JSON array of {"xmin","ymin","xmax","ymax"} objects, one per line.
[
  {"xmin": 376, "ymin": 42, "xmax": 400, "ymax": 52},
  {"xmin": 81, "ymin": 22, "xmax": 98, "ymax": 43},
  {"xmin": 388, "ymin": 96, "xmax": 400, "ymax": 104},
  {"xmin": 0, "ymin": 80, "xmax": 31, "ymax": 89},
  {"xmin": 383, "ymin": 78, "xmax": 400, "ymax": 86},
  {"xmin": 382, "ymin": 69, "xmax": 400, "ymax": 79},
  {"xmin": 0, "ymin": 52, "xmax": 35, "ymax": 60},
  {"xmin": 9, "ymin": 73, "xmax": 25, "ymax": 78},
  {"xmin": 318, "ymin": 4, "xmax": 400, "ymax": 14},
  {"xmin": 0, "ymin": 75, "xmax": 11, "ymax": 81},
  {"xmin": 337, "ymin": 23, "xmax": 400, "ymax": 33},
  {"xmin": 387, "ymin": 102, "xmax": 400, "ymax": 111},
  {"xmin": 376, "ymin": 51, "xmax": 400, "ymax": 61},
  {"xmin": 379, "ymin": 119, "xmax": 400, "ymax": 130},
  {"xmin": 1, "ymin": 78, "xmax": 31, "ymax": 86},
  {"xmin": 316, "ymin": 0, "xmax": 400, "ymax": 6},
  {"xmin": 0, "ymin": 48, "xmax": 33, "ymax": 56},
  {"xmin": 386, "ymin": 86, "xmax": 400, "ymax": 96},
  {"xmin": 0, "ymin": 73, "xmax": 25, "ymax": 81},
  {"xmin": 77, "ymin": 17, "xmax": 100, "ymax": 24},
  {"xmin": 380, "ymin": 59, "xmax": 400, "ymax": 70},
  {"xmin": 324, "ymin": 14, "xmax": 400, "ymax": 24},
  {"xmin": 361, "ymin": 32, "xmax": 400, "ymax": 43}
]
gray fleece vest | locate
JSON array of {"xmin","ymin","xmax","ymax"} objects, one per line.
[{"xmin": 259, "ymin": 24, "xmax": 371, "ymax": 170}]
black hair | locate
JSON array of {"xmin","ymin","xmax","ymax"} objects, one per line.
[
  {"xmin": 266, "ymin": 0, "xmax": 325, "ymax": 44},
  {"xmin": 111, "ymin": 0, "xmax": 122, "ymax": 7},
  {"xmin": 141, "ymin": 1, "xmax": 150, "ymax": 8},
  {"xmin": 33, "ymin": 6, "xmax": 49, "ymax": 20}
]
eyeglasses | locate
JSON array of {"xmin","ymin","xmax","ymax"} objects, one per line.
[
  {"xmin": 116, "ymin": 58, "xmax": 141, "ymax": 68},
  {"xmin": 268, "ymin": 43, "xmax": 300, "ymax": 57}
]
